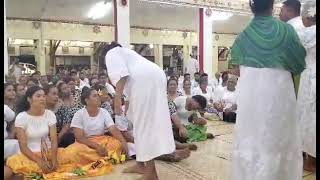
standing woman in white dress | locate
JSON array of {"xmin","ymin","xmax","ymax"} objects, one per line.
[
  {"xmin": 229, "ymin": 0, "xmax": 306, "ymax": 180},
  {"xmin": 297, "ymin": 0, "xmax": 316, "ymax": 172},
  {"xmin": 103, "ymin": 42, "xmax": 175, "ymax": 180}
]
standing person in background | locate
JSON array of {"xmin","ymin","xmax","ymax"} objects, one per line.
[
  {"xmin": 280, "ymin": 0, "xmax": 305, "ymax": 39},
  {"xmin": 280, "ymin": 0, "xmax": 305, "ymax": 95},
  {"xmin": 297, "ymin": 0, "xmax": 316, "ymax": 172},
  {"xmin": 185, "ymin": 54, "xmax": 199, "ymax": 80},
  {"xmin": 9, "ymin": 58, "xmax": 24, "ymax": 83},
  {"xmin": 229, "ymin": 0, "xmax": 306, "ymax": 179},
  {"xmin": 104, "ymin": 42, "xmax": 175, "ymax": 180}
]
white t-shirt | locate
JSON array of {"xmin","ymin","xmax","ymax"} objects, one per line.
[
  {"xmin": 79, "ymin": 78, "xmax": 90, "ymax": 89},
  {"xmin": 186, "ymin": 58, "xmax": 199, "ymax": 79},
  {"xmin": 4, "ymin": 105, "xmax": 15, "ymax": 139},
  {"xmin": 192, "ymin": 86, "xmax": 214, "ymax": 103},
  {"xmin": 10, "ymin": 64, "xmax": 22, "ymax": 82},
  {"xmin": 71, "ymin": 108, "xmax": 115, "ymax": 137},
  {"xmin": 174, "ymin": 96, "xmax": 194, "ymax": 125},
  {"xmin": 15, "ymin": 110, "xmax": 57, "ymax": 152},
  {"xmin": 105, "ymin": 83, "xmax": 116, "ymax": 95}
]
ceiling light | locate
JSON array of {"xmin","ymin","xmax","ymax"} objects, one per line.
[
  {"xmin": 211, "ymin": 11, "xmax": 233, "ymax": 21},
  {"xmin": 88, "ymin": 1, "xmax": 112, "ymax": 20},
  {"xmin": 149, "ymin": 44, "xmax": 154, "ymax": 49}
]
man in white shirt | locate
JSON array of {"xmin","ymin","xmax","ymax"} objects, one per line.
[
  {"xmin": 280, "ymin": 0, "xmax": 305, "ymax": 39},
  {"xmin": 79, "ymin": 71, "xmax": 90, "ymax": 89},
  {"xmin": 213, "ymin": 76, "xmax": 238, "ymax": 123},
  {"xmin": 9, "ymin": 59, "xmax": 24, "ymax": 83},
  {"xmin": 98, "ymin": 73, "xmax": 116, "ymax": 95},
  {"xmin": 280, "ymin": 0, "xmax": 305, "ymax": 95},
  {"xmin": 185, "ymin": 55, "xmax": 199, "ymax": 80}
]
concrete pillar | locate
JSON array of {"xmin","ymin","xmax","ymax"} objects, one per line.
[
  {"xmin": 198, "ymin": 8, "xmax": 213, "ymax": 78},
  {"xmin": 212, "ymin": 44, "xmax": 219, "ymax": 74},
  {"xmin": 154, "ymin": 44, "xmax": 163, "ymax": 69},
  {"xmin": 35, "ymin": 24, "xmax": 46, "ymax": 75},
  {"xmin": 4, "ymin": 0, "xmax": 8, "ymax": 81},
  {"xmin": 90, "ymin": 55, "xmax": 94, "ymax": 73},
  {"xmin": 114, "ymin": 0, "xmax": 130, "ymax": 48}
]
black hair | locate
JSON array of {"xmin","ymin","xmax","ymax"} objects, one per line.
[
  {"xmin": 27, "ymin": 77, "xmax": 38, "ymax": 85},
  {"xmin": 200, "ymin": 73, "xmax": 208, "ymax": 77},
  {"xmin": 57, "ymin": 81, "xmax": 67, "ymax": 98},
  {"xmin": 81, "ymin": 87, "xmax": 95, "ymax": 105},
  {"xmin": 42, "ymin": 84, "xmax": 56, "ymax": 95},
  {"xmin": 4, "ymin": 83, "xmax": 14, "ymax": 91},
  {"xmin": 199, "ymin": 77, "xmax": 208, "ymax": 85},
  {"xmin": 70, "ymin": 71, "xmax": 77, "ymax": 76},
  {"xmin": 14, "ymin": 83, "xmax": 25, "ymax": 91},
  {"xmin": 167, "ymin": 77, "xmax": 178, "ymax": 86},
  {"xmin": 16, "ymin": 86, "xmax": 43, "ymax": 114},
  {"xmin": 100, "ymin": 41, "xmax": 122, "ymax": 59},
  {"xmin": 99, "ymin": 73, "xmax": 107, "ymax": 78},
  {"xmin": 250, "ymin": 0, "xmax": 274, "ymax": 15},
  {"xmin": 192, "ymin": 95, "xmax": 207, "ymax": 110},
  {"xmin": 283, "ymin": 0, "xmax": 301, "ymax": 15},
  {"xmin": 92, "ymin": 84, "xmax": 107, "ymax": 92},
  {"xmin": 184, "ymin": 73, "xmax": 190, "ymax": 77},
  {"xmin": 194, "ymin": 72, "xmax": 200, "ymax": 75},
  {"xmin": 183, "ymin": 79, "xmax": 191, "ymax": 85}
]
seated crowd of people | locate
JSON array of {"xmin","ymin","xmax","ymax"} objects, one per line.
[{"xmin": 4, "ymin": 67, "xmax": 238, "ymax": 179}]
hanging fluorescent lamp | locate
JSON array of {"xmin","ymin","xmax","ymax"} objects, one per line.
[
  {"xmin": 88, "ymin": 1, "xmax": 112, "ymax": 20},
  {"xmin": 211, "ymin": 11, "xmax": 233, "ymax": 21}
]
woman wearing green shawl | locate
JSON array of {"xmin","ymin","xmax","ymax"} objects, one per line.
[{"xmin": 229, "ymin": 0, "xmax": 306, "ymax": 180}]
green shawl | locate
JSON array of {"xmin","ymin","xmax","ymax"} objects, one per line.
[{"xmin": 230, "ymin": 16, "xmax": 306, "ymax": 75}]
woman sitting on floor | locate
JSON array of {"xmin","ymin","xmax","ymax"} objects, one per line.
[
  {"xmin": 7, "ymin": 86, "xmax": 61, "ymax": 175},
  {"xmin": 4, "ymin": 105, "xmax": 20, "ymax": 180},
  {"xmin": 69, "ymin": 87, "xmax": 128, "ymax": 164},
  {"xmin": 182, "ymin": 79, "xmax": 192, "ymax": 97},
  {"xmin": 167, "ymin": 77, "xmax": 183, "ymax": 101},
  {"xmin": 55, "ymin": 81, "xmax": 81, "ymax": 147},
  {"xmin": 93, "ymin": 84, "xmax": 114, "ymax": 119}
]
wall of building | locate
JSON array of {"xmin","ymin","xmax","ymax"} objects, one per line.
[{"xmin": 6, "ymin": 19, "xmax": 237, "ymax": 74}]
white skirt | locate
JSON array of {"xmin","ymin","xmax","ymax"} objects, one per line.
[
  {"xmin": 297, "ymin": 63, "xmax": 316, "ymax": 157},
  {"xmin": 232, "ymin": 66, "xmax": 302, "ymax": 180}
]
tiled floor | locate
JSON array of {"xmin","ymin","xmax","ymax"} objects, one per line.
[{"xmin": 85, "ymin": 120, "xmax": 316, "ymax": 180}]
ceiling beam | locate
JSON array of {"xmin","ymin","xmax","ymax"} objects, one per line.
[{"xmin": 137, "ymin": 0, "xmax": 281, "ymax": 15}]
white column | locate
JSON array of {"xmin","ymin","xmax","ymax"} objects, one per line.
[
  {"xmin": 154, "ymin": 44, "xmax": 163, "ymax": 69},
  {"xmin": 115, "ymin": 0, "xmax": 130, "ymax": 48},
  {"xmin": 202, "ymin": 8, "xmax": 213, "ymax": 78},
  {"xmin": 36, "ymin": 24, "xmax": 46, "ymax": 75},
  {"xmin": 4, "ymin": 0, "xmax": 8, "ymax": 81}
]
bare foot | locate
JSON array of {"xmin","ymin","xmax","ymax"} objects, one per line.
[
  {"xmin": 188, "ymin": 144, "xmax": 198, "ymax": 151},
  {"xmin": 174, "ymin": 148, "xmax": 191, "ymax": 160},
  {"xmin": 207, "ymin": 133, "xmax": 215, "ymax": 139},
  {"xmin": 123, "ymin": 163, "xmax": 146, "ymax": 174},
  {"xmin": 156, "ymin": 149, "xmax": 190, "ymax": 162}
]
